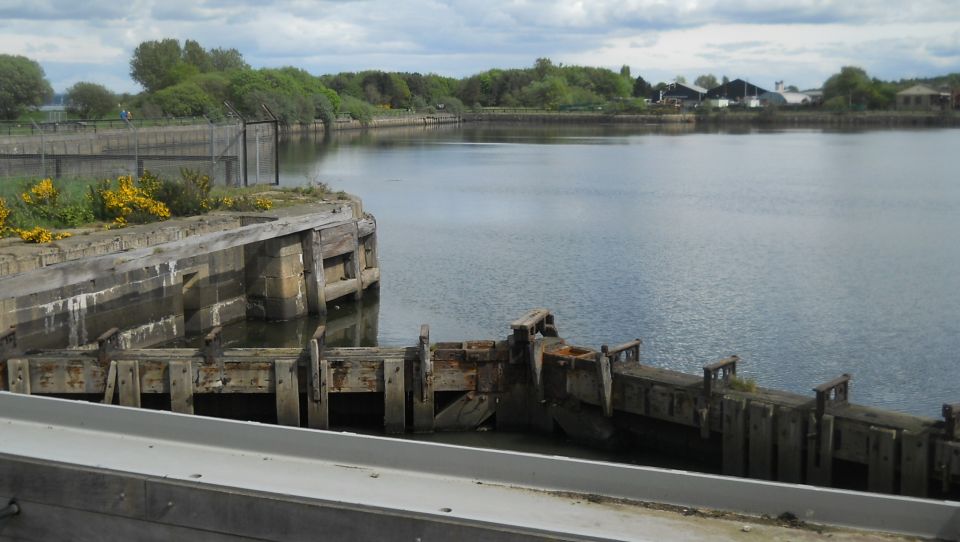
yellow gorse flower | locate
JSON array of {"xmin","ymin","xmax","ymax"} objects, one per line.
[
  {"xmin": 95, "ymin": 175, "xmax": 171, "ymax": 227},
  {"xmin": 15, "ymin": 226, "xmax": 71, "ymax": 244},
  {"xmin": 21, "ymin": 178, "xmax": 59, "ymax": 206}
]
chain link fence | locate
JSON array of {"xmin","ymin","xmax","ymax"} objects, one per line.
[{"xmin": 0, "ymin": 115, "xmax": 278, "ymax": 186}]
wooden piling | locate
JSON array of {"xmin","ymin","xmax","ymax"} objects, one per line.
[
  {"xmin": 117, "ymin": 360, "xmax": 141, "ymax": 408},
  {"xmin": 6, "ymin": 359, "xmax": 30, "ymax": 394},
  {"xmin": 748, "ymin": 401, "xmax": 775, "ymax": 480},
  {"xmin": 531, "ymin": 338, "xmax": 544, "ymax": 401},
  {"xmin": 597, "ymin": 352, "xmax": 613, "ymax": 417},
  {"xmin": 383, "ymin": 358, "xmax": 405, "ymax": 434},
  {"xmin": 102, "ymin": 360, "xmax": 117, "ymax": 404},
  {"xmin": 776, "ymin": 407, "xmax": 805, "ymax": 484},
  {"xmin": 300, "ymin": 229, "xmax": 327, "ymax": 315},
  {"xmin": 722, "ymin": 397, "xmax": 747, "ymax": 477},
  {"xmin": 274, "ymin": 359, "xmax": 300, "ymax": 427},
  {"xmin": 350, "ymin": 223, "xmax": 363, "ymax": 301},
  {"xmin": 412, "ymin": 325, "xmax": 434, "ymax": 433},
  {"xmin": 867, "ymin": 427, "xmax": 898, "ymax": 494},
  {"xmin": 900, "ymin": 430, "xmax": 929, "ymax": 497},
  {"xmin": 307, "ymin": 326, "xmax": 329, "ymax": 430},
  {"xmin": 168, "ymin": 360, "xmax": 194, "ymax": 415}
]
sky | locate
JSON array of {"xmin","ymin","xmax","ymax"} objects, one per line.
[{"xmin": 1, "ymin": 0, "xmax": 958, "ymax": 94}]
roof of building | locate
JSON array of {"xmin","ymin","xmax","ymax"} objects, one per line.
[
  {"xmin": 897, "ymin": 84, "xmax": 945, "ymax": 96},
  {"xmin": 705, "ymin": 79, "xmax": 770, "ymax": 99},
  {"xmin": 760, "ymin": 91, "xmax": 811, "ymax": 104}
]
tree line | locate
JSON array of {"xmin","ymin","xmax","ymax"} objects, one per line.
[{"xmin": 2, "ymin": 41, "xmax": 958, "ymax": 123}]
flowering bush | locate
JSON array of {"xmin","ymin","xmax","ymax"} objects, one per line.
[
  {"xmin": 16, "ymin": 226, "xmax": 71, "ymax": 244},
  {"xmin": 88, "ymin": 175, "xmax": 171, "ymax": 228},
  {"xmin": 0, "ymin": 197, "xmax": 10, "ymax": 234},
  {"xmin": 21, "ymin": 178, "xmax": 59, "ymax": 206},
  {"xmin": 213, "ymin": 194, "xmax": 273, "ymax": 212}
]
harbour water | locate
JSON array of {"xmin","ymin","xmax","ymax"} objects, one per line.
[{"xmin": 255, "ymin": 123, "xmax": 960, "ymax": 418}]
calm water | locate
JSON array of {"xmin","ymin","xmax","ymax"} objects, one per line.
[{"xmin": 267, "ymin": 123, "xmax": 959, "ymax": 417}]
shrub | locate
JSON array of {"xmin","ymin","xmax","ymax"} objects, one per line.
[
  {"xmin": 17, "ymin": 226, "xmax": 70, "ymax": 243},
  {"xmin": 150, "ymin": 168, "xmax": 212, "ymax": 216},
  {"xmin": 88, "ymin": 174, "xmax": 171, "ymax": 227}
]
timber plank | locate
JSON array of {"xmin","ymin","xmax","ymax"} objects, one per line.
[
  {"xmin": 867, "ymin": 427, "xmax": 898, "ymax": 494},
  {"xmin": 900, "ymin": 430, "xmax": 929, "ymax": 497},
  {"xmin": 722, "ymin": 397, "xmax": 747, "ymax": 477},
  {"xmin": 117, "ymin": 360, "xmax": 141, "ymax": 408},
  {"xmin": 776, "ymin": 407, "xmax": 805, "ymax": 484},
  {"xmin": 274, "ymin": 359, "xmax": 300, "ymax": 427},
  {"xmin": 748, "ymin": 402, "xmax": 775, "ymax": 480},
  {"xmin": 383, "ymin": 357, "xmax": 405, "ymax": 434},
  {"xmin": 168, "ymin": 360, "xmax": 194, "ymax": 415}
]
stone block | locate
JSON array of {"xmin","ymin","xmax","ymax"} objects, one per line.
[
  {"xmin": 260, "ymin": 295, "xmax": 307, "ymax": 321},
  {"xmin": 248, "ymin": 275, "xmax": 304, "ymax": 300},
  {"xmin": 263, "ymin": 235, "xmax": 304, "ymax": 258},
  {"xmin": 257, "ymin": 254, "xmax": 304, "ymax": 278}
]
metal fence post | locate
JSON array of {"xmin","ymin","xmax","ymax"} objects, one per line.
[{"xmin": 31, "ymin": 121, "xmax": 45, "ymax": 177}]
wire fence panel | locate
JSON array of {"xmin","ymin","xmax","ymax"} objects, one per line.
[
  {"xmin": 245, "ymin": 121, "xmax": 278, "ymax": 186},
  {"xmin": 0, "ymin": 117, "xmax": 269, "ymax": 186}
]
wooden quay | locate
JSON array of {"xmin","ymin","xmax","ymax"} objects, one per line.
[{"xmin": 1, "ymin": 309, "xmax": 957, "ymax": 500}]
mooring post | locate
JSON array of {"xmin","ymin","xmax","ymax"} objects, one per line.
[
  {"xmin": 531, "ymin": 338, "xmax": 544, "ymax": 401},
  {"xmin": 412, "ymin": 324, "xmax": 434, "ymax": 433},
  {"xmin": 307, "ymin": 325, "xmax": 329, "ymax": 429}
]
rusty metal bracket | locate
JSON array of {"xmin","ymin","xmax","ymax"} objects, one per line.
[
  {"xmin": 943, "ymin": 403, "xmax": 960, "ymax": 441},
  {"xmin": 601, "ymin": 339, "xmax": 642, "ymax": 364},
  {"xmin": 419, "ymin": 324, "xmax": 432, "ymax": 402},
  {"xmin": 203, "ymin": 326, "xmax": 225, "ymax": 388},
  {"xmin": 814, "ymin": 374, "xmax": 851, "ymax": 421},
  {"xmin": 96, "ymin": 327, "xmax": 120, "ymax": 364},
  {"xmin": 702, "ymin": 356, "xmax": 739, "ymax": 398},
  {"xmin": 0, "ymin": 327, "xmax": 17, "ymax": 363}
]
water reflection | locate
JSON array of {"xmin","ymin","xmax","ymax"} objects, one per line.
[{"xmin": 173, "ymin": 292, "xmax": 381, "ymax": 349}]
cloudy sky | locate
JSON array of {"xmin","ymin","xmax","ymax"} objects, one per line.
[{"xmin": 1, "ymin": 0, "xmax": 958, "ymax": 93}]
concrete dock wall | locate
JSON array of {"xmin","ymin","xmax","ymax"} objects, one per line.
[{"xmin": 0, "ymin": 202, "xmax": 379, "ymax": 350}]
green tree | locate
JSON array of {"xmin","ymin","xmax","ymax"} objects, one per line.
[
  {"xmin": 65, "ymin": 82, "xmax": 115, "ymax": 119},
  {"xmin": 208, "ymin": 47, "xmax": 249, "ymax": 71},
  {"xmin": 822, "ymin": 66, "xmax": 891, "ymax": 109},
  {"xmin": 619, "ymin": 65, "xmax": 631, "ymax": 79},
  {"xmin": 130, "ymin": 39, "xmax": 184, "ymax": 92},
  {"xmin": 0, "ymin": 54, "xmax": 53, "ymax": 119},
  {"xmin": 632, "ymin": 75, "xmax": 651, "ymax": 98},
  {"xmin": 694, "ymin": 74, "xmax": 718, "ymax": 89},
  {"xmin": 183, "ymin": 39, "xmax": 211, "ymax": 72},
  {"xmin": 152, "ymin": 81, "xmax": 214, "ymax": 116},
  {"xmin": 674, "ymin": 75, "xmax": 687, "ymax": 84},
  {"xmin": 722, "ymin": 75, "xmax": 730, "ymax": 85}
]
